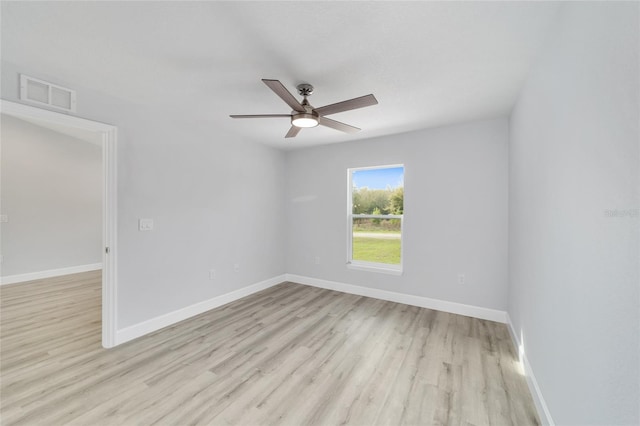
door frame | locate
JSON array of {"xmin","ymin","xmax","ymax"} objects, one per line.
[{"xmin": 1, "ymin": 99, "xmax": 118, "ymax": 348}]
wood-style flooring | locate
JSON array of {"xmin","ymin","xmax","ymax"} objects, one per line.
[{"xmin": 1, "ymin": 271, "xmax": 540, "ymax": 425}]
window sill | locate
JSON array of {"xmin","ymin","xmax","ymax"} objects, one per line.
[{"xmin": 347, "ymin": 262, "xmax": 403, "ymax": 276}]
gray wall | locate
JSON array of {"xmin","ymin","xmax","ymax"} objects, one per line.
[
  {"xmin": 1, "ymin": 62, "xmax": 288, "ymax": 329},
  {"xmin": 286, "ymin": 118, "xmax": 509, "ymax": 310},
  {"xmin": 1, "ymin": 115, "xmax": 102, "ymax": 277},
  {"xmin": 508, "ymin": 3, "xmax": 639, "ymax": 425}
]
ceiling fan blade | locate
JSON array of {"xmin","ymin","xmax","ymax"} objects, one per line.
[
  {"xmin": 314, "ymin": 94, "xmax": 378, "ymax": 116},
  {"xmin": 262, "ymin": 79, "xmax": 305, "ymax": 113},
  {"xmin": 285, "ymin": 126, "xmax": 301, "ymax": 138},
  {"xmin": 318, "ymin": 117, "xmax": 361, "ymax": 134},
  {"xmin": 230, "ymin": 114, "xmax": 291, "ymax": 118}
]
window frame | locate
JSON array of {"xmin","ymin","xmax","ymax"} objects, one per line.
[{"xmin": 347, "ymin": 164, "xmax": 404, "ymax": 275}]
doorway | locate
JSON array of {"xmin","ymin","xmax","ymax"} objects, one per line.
[{"xmin": 0, "ymin": 100, "xmax": 117, "ymax": 348}]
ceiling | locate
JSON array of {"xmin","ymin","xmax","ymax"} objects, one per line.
[{"xmin": 1, "ymin": 2, "xmax": 562, "ymax": 150}]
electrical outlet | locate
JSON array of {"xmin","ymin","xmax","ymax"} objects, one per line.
[
  {"xmin": 458, "ymin": 274, "xmax": 465, "ymax": 285},
  {"xmin": 209, "ymin": 269, "xmax": 216, "ymax": 280},
  {"xmin": 315, "ymin": 256, "xmax": 320, "ymax": 265},
  {"xmin": 233, "ymin": 263, "xmax": 240, "ymax": 273}
]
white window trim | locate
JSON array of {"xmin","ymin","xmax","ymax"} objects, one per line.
[{"xmin": 347, "ymin": 164, "xmax": 404, "ymax": 274}]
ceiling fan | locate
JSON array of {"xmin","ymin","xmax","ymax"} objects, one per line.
[{"xmin": 230, "ymin": 79, "xmax": 378, "ymax": 138}]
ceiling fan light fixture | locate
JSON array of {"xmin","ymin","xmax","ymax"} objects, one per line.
[{"xmin": 291, "ymin": 113, "xmax": 319, "ymax": 128}]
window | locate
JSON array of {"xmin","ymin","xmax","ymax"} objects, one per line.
[{"xmin": 347, "ymin": 164, "xmax": 404, "ymax": 274}]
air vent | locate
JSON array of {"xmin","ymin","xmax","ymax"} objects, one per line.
[{"xmin": 19, "ymin": 74, "xmax": 76, "ymax": 112}]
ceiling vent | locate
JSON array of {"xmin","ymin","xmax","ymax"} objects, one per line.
[{"xmin": 19, "ymin": 74, "xmax": 76, "ymax": 113}]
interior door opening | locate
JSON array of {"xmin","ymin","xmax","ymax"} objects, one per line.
[{"xmin": 0, "ymin": 100, "xmax": 117, "ymax": 348}]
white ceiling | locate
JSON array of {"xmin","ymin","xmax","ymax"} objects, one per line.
[{"xmin": 1, "ymin": 1, "xmax": 561, "ymax": 150}]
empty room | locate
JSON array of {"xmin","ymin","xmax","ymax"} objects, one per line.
[{"xmin": 0, "ymin": 2, "xmax": 638, "ymax": 425}]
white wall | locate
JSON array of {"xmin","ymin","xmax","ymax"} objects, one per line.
[
  {"xmin": 286, "ymin": 118, "xmax": 509, "ymax": 311},
  {"xmin": 1, "ymin": 62, "xmax": 288, "ymax": 329},
  {"xmin": 508, "ymin": 3, "xmax": 639, "ymax": 425},
  {"xmin": 1, "ymin": 114, "xmax": 102, "ymax": 277}
]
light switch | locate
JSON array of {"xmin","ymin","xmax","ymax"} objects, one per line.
[
  {"xmin": 0, "ymin": 215, "xmax": 8, "ymax": 223},
  {"xmin": 139, "ymin": 218, "xmax": 154, "ymax": 231}
]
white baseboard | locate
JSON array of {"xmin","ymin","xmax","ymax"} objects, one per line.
[
  {"xmin": 285, "ymin": 274, "xmax": 507, "ymax": 323},
  {"xmin": 1, "ymin": 263, "xmax": 103, "ymax": 285},
  {"xmin": 506, "ymin": 314, "xmax": 555, "ymax": 426},
  {"xmin": 115, "ymin": 274, "xmax": 286, "ymax": 345}
]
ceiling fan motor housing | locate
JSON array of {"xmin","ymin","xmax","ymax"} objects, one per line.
[{"xmin": 293, "ymin": 86, "xmax": 318, "ymax": 128}]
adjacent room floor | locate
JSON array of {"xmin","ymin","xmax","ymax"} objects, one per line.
[{"xmin": 0, "ymin": 271, "xmax": 539, "ymax": 425}]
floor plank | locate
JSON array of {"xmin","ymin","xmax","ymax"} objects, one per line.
[{"xmin": 0, "ymin": 271, "xmax": 540, "ymax": 425}]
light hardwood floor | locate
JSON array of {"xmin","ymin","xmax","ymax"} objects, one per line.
[{"xmin": 1, "ymin": 271, "xmax": 539, "ymax": 425}]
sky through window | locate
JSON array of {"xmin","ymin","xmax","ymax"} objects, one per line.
[{"xmin": 352, "ymin": 166, "xmax": 404, "ymax": 190}]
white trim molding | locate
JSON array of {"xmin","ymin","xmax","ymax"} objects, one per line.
[
  {"xmin": 285, "ymin": 274, "xmax": 508, "ymax": 323},
  {"xmin": 100, "ymin": 122, "xmax": 118, "ymax": 348},
  {"xmin": 1, "ymin": 263, "xmax": 103, "ymax": 286},
  {"xmin": 115, "ymin": 274, "xmax": 286, "ymax": 345},
  {"xmin": 506, "ymin": 314, "xmax": 555, "ymax": 426},
  {"xmin": 115, "ymin": 273, "xmax": 507, "ymax": 347}
]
